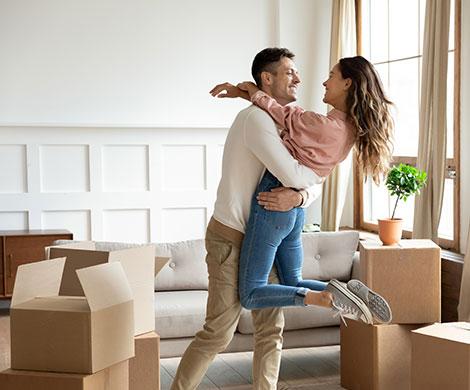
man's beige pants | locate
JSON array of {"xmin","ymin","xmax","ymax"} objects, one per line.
[{"xmin": 170, "ymin": 224, "xmax": 285, "ymax": 390}]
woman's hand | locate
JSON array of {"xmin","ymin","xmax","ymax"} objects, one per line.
[
  {"xmin": 209, "ymin": 82, "xmax": 250, "ymax": 101},
  {"xmin": 237, "ymin": 81, "xmax": 260, "ymax": 99}
]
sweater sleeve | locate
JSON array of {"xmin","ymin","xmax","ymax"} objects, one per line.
[
  {"xmin": 242, "ymin": 108, "xmax": 323, "ymax": 189},
  {"xmin": 251, "ymin": 90, "xmax": 325, "ymax": 140}
]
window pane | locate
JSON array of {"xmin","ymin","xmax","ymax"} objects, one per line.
[
  {"xmin": 447, "ymin": 52, "xmax": 454, "ymax": 158},
  {"xmin": 438, "ymin": 179, "xmax": 454, "ymax": 239},
  {"xmin": 389, "ymin": 58, "xmax": 420, "ymax": 156},
  {"xmin": 370, "ymin": 0, "xmax": 389, "ymax": 63},
  {"xmin": 363, "ymin": 179, "xmax": 415, "ymax": 230},
  {"xmin": 449, "ymin": 0, "xmax": 455, "ymax": 51},
  {"xmin": 419, "ymin": 0, "xmax": 426, "ymax": 55},
  {"xmin": 363, "ymin": 179, "xmax": 390, "ymax": 223},
  {"xmin": 390, "ymin": 0, "xmax": 419, "ymax": 60},
  {"xmin": 361, "ymin": 0, "xmax": 371, "ymax": 59}
]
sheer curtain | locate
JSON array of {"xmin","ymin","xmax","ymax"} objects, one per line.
[
  {"xmin": 321, "ymin": 0, "xmax": 356, "ymax": 231},
  {"xmin": 458, "ymin": 219, "xmax": 470, "ymax": 320},
  {"xmin": 412, "ymin": 0, "xmax": 451, "ymax": 241}
]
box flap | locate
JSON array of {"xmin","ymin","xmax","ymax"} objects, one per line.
[
  {"xmin": 50, "ymin": 247, "xmax": 111, "ymax": 296},
  {"xmin": 76, "ymin": 262, "xmax": 133, "ymax": 311},
  {"xmin": 412, "ymin": 322, "xmax": 470, "ymax": 344},
  {"xmin": 155, "ymin": 256, "xmax": 170, "ymax": 276},
  {"xmin": 11, "ymin": 257, "xmax": 66, "ymax": 308},
  {"xmin": 107, "ymin": 245, "xmax": 155, "ymax": 275},
  {"xmin": 45, "ymin": 241, "xmax": 96, "ymax": 259}
]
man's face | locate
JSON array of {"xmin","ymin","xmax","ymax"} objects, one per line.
[{"xmin": 262, "ymin": 57, "xmax": 301, "ymax": 105}]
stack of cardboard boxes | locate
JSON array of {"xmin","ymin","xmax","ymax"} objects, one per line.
[
  {"xmin": 0, "ymin": 243, "xmax": 165, "ymax": 390},
  {"xmin": 341, "ymin": 239, "xmax": 441, "ymax": 390}
]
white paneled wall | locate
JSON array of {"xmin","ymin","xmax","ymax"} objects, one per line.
[{"xmin": 0, "ymin": 127, "xmax": 227, "ymax": 243}]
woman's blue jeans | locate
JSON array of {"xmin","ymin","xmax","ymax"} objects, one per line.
[{"xmin": 239, "ymin": 170, "xmax": 327, "ymax": 309}]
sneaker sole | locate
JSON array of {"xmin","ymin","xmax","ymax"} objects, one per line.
[
  {"xmin": 327, "ymin": 280, "xmax": 373, "ymax": 324},
  {"xmin": 347, "ymin": 280, "xmax": 392, "ymax": 324}
]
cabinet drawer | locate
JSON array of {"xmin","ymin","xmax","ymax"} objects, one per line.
[
  {"xmin": 0, "ymin": 238, "xmax": 4, "ymax": 296},
  {"xmin": 4, "ymin": 233, "xmax": 72, "ymax": 296}
]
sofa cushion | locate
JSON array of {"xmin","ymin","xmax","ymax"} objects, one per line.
[
  {"xmin": 301, "ymin": 231, "xmax": 359, "ymax": 282},
  {"xmin": 154, "ymin": 239, "xmax": 208, "ymax": 291},
  {"xmin": 155, "ymin": 290, "xmax": 207, "ymax": 338},
  {"xmin": 237, "ymin": 305, "xmax": 340, "ymax": 335}
]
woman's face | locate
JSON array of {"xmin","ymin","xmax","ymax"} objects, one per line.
[{"xmin": 322, "ymin": 63, "xmax": 350, "ymax": 109}]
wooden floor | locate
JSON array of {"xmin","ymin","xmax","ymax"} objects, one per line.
[{"xmin": 0, "ymin": 302, "xmax": 344, "ymax": 389}]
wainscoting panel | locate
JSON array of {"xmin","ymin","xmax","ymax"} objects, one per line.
[
  {"xmin": 102, "ymin": 208, "xmax": 150, "ymax": 243},
  {"xmin": 0, "ymin": 211, "xmax": 28, "ymax": 230},
  {"xmin": 41, "ymin": 210, "xmax": 91, "ymax": 241},
  {"xmin": 39, "ymin": 144, "xmax": 90, "ymax": 193},
  {"xmin": 102, "ymin": 144, "xmax": 149, "ymax": 192},
  {"xmin": 161, "ymin": 145, "xmax": 207, "ymax": 190},
  {"xmin": 0, "ymin": 126, "xmax": 228, "ymax": 243},
  {"xmin": 0, "ymin": 145, "xmax": 27, "ymax": 193},
  {"xmin": 161, "ymin": 207, "xmax": 207, "ymax": 243}
]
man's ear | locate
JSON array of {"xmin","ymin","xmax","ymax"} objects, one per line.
[{"xmin": 260, "ymin": 71, "xmax": 273, "ymax": 86}]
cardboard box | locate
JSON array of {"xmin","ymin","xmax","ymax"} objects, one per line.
[
  {"xmin": 129, "ymin": 331, "xmax": 160, "ymax": 390},
  {"xmin": 10, "ymin": 258, "xmax": 134, "ymax": 374},
  {"xmin": 411, "ymin": 322, "xmax": 470, "ymax": 389},
  {"xmin": 0, "ymin": 360, "xmax": 129, "ymax": 390},
  {"xmin": 47, "ymin": 242, "xmax": 157, "ymax": 336},
  {"xmin": 360, "ymin": 240, "xmax": 441, "ymax": 324},
  {"xmin": 341, "ymin": 318, "xmax": 425, "ymax": 390}
]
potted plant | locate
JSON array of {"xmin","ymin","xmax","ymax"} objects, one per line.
[{"xmin": 378, "ymin": 163, "xmax": 427, "ymax": 245}]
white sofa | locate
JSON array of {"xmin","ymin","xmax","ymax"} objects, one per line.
[{"xmin": 55, "ymin": 230, "xmax": 360, "ymax": 358}]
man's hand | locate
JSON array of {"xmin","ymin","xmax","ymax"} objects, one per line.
[
  {"xmin": 209, "ymin": 82, "xmax": 250, "ymax": 101},
  {"xmin": 257, "ymin": 187, "xmax": 302, "ymax": 211},
  {"xmin": 237, "ymin": 81, "xmax": 260, "ymax": 99}
]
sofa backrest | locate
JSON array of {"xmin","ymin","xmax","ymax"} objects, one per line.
[
  {"xmin": 153, "ymin": 239, "xmax": 208, "ymax": 291},
  {"xmin": 301, "ymin": 230, "xmax": 359, "ymax": 282},
  {"xmin": 53, "ymin": 230, "xmax": 358, "ymax": 292}
]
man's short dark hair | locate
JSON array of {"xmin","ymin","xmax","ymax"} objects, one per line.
[{"xmin": 251, "ymin": 48, "xmax": 295, "ymax": 88}]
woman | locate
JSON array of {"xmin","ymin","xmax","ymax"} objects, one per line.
[{"xmin": 211, "ymin": 56, "xmax": 394, "ymax": 324}]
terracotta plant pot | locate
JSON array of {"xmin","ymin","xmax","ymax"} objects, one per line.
[{"xmin": 378, "ymin": 218, "xmax": 403, "ymax": 245}]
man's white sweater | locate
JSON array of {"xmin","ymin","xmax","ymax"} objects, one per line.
[{"xmin": 213, "ymin": 105, "xmax": 323, "ymax": 234}]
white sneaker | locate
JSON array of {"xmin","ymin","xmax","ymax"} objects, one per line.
[
  {"xmin": 326, "ymin": 279, "xmax": 373, "ymax": 325},
  {"xmin": 347, "ymin": 279, "xmax": 392, "ymax": 324}
]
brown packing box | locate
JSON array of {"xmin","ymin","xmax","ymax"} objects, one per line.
[
  {"xmin": 0, "ymin": 360, "xmax": 129, "ymax": 390},
  {"xmin": 360, "ymin": 239, "xmax": 441, "ymax": 324},
  {"xmin": 10, "ymin": 258, "xmax": 134, "ymax": 374},
  {"xmin": 129, "ymin": 331, "xmax": 160, "ymax": 390},
  {"xmin": 411, "ymin": 322, "xmax": 470, "ymax": 389},
  {"xmin": 341, "ymin": 318, "xmax": 426, "ymax": 390},
  {"xmin": 47, "ymin": 242, "xmax": 162, "ymax": 336}
]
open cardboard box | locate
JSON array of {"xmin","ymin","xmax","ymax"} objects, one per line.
[
  {"xmin": 46, "ymin": 242, "xmax": 165, "ymax": 336},
  {"xmin": 10, "ymin": 258, "xmax": 135, "ymax": 374}
]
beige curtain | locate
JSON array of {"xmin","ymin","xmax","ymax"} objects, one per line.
[
  {"xmin": 321, "ymin": 0, "xmax": 356, "ymax": 231},
  {"xmin": 412, "ymin": 0, "xmax": 451, "ymax": 241},
  {"xmin": 458, "ymin": 221, "xmax": 470, "ymax": 320}
]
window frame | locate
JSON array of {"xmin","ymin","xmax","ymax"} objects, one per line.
[{"xmin": 353, "ymin": 0, "xmax": 461, "ymax": 251}]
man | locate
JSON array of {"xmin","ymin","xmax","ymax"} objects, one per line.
[{"xmin": 171, "ymin": 48, "xmax": 343, "ymax": 390}]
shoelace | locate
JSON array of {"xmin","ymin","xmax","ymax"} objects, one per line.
[{"xmin": 331, "ymin": 301, "xmax": 361, "ymax": 327}]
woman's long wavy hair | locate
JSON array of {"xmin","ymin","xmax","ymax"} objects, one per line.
[{"xmin": 338, "ymin": 56, "xmax": 394, "ymax": 184}]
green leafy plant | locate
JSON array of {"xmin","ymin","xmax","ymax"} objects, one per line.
[{"xmin": 385, "ymin": 163, "xmax": 427, "ymax": 219}]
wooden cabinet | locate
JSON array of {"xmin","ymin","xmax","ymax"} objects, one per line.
[{"xmin": 0, "ymin": 230, "xmax": 73, "ymax": 297}]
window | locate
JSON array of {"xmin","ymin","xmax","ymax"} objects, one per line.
[{"xmin": 355, "ymin": 0, "xmax": 461, "ymax": 250}]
